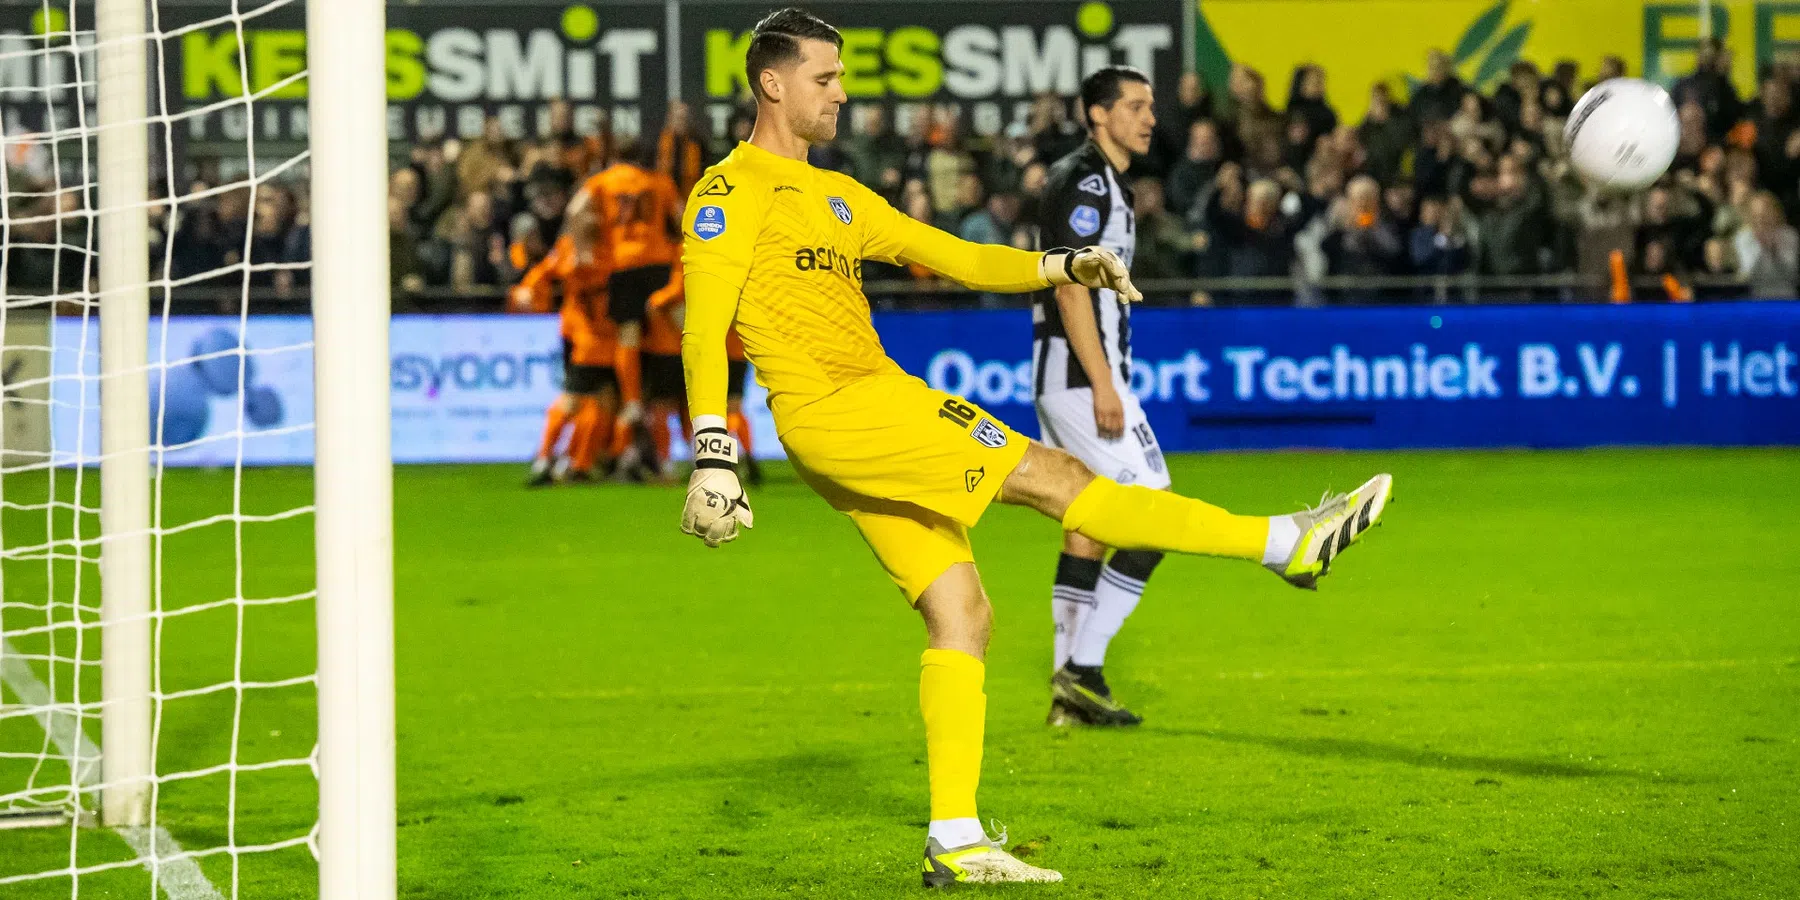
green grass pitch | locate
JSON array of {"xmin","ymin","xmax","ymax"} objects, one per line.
[{"xmin": 2, "ymin": 448, "xmax": 1797, "ymax": 898}]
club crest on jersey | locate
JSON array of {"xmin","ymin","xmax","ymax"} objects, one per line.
[
  {"xmin": 971, "ymin": 418, "xmax": 1008, "ymax": 449},
  {"xmin": 1068, "ymin": 205, "xmax": 1101, "ymax": 237},
  {"xmin": 693, "ymin": 205, "xmax": 726, "ymax": 240},
  {"xmin": 1078, "ymin": 174, "xmax": 1107, "ymax": 195},
  {"xmin": 827, "ymin": 196, "xmax": 853, "ymax": 224}
]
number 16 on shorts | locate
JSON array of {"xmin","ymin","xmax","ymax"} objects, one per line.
[{"xmin": 939, "ymin": 398, "xmax": 1011, "ymax": 450}]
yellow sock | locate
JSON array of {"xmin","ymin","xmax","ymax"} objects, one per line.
[
  {"xmin": 919, "ymin": 648, "xmax": 985, "ymax": 822},
  {"xmin": 1062, "ymin": 478, "xmax": 1270, "ymax": 562}
]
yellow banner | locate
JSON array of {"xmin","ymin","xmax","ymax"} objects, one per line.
[{"xmin": 1196, "ymin": 0, "xmax": 1789, "ymax": 120}]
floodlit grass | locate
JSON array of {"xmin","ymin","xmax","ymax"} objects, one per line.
[{"xmin": 3, "ymin": 448, "xmax": 1797, "ymax": 898}]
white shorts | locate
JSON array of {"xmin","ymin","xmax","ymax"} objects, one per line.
[{"xmin": 1035, "ymin": 387, "xmax": 1171, "ymax": 490}]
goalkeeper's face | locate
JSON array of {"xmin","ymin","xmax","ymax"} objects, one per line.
[{"xmin": 780, "ymin": 39, "xmax": 848, "ymax": 144}]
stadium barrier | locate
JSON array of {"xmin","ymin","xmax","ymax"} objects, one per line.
[{"xmin": 44, "ymin": 302, "xmax": 1799, "ymax": 466}]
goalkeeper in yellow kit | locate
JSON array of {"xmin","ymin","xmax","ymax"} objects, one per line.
[{"xmin": 678, "ymin": 8, "xmax": 1393, "ymax": 887}]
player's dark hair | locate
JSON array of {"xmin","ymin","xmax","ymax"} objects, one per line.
[
  {"xmin": 1079, "ymin": 65, "xmax": 1152, "ymax": 129},
  {"xmin": 614, "ymin": 133, "xmax": 657, "ymax": 169},
  {"xmin": 745, "ymin": 8, "xmax": 843, "ymax": 102}
]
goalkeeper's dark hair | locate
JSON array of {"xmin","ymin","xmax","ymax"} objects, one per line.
[
  {"xmin": 745, "ymin": 7, "xmax": 842, "ymax": 101},
  {"xmin": 1079, "ymin": 65, "xmax": 1152, "ymax": 129}
]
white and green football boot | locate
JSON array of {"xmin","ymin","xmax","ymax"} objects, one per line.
[
  {"xmin": 922, "ymin": 824, "xmax": 1062, "ymax": 887},
  {"xmin": 1269, "ymin": 473, "xmax": 1393, "ymax": 590}
]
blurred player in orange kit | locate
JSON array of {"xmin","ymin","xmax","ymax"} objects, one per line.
[
  {"xmin": 565, "ymin": 137, "xmax": 684, "ymax": 467},
  {"xmin": 513, "ymin": 236, "xmax": 619, "ymax": 486},
  {"xmin": 635, "ymin": 260, "xmax": 762, "ymax": 484},
  {"xmin": 635, "ymin": 259, "xmax": 688, "ymax": 481}
]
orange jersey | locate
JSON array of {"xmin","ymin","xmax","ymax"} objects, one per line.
[
  {"xmin": 584, "ymin": 163, "xmax": 681, "ymax": 271},
  {"xmin": 562, "ymin": 268, "xmax": 617, "ymax": 366},
  {"xmin": 517, "ymin": 237, "xmax": 616, "ymax": 364}
]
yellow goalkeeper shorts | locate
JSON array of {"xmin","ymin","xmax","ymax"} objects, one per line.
[{"xmin": 781, "ymin": 374, "xmax": 1031, "ymax": 602}]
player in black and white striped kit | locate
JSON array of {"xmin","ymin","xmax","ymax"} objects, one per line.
[{"xmin": 1034, "ymin": 66, "xmax": 1165, "ymax": 727}]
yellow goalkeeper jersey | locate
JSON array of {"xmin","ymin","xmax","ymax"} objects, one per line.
[{"xmin": 680, "ymin": 141, "xmax": 1051, "ymax": 430}]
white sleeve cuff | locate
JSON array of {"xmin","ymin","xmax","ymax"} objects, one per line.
[{"xmin": 693, "ymin": 414, "xmax": 729, "ymax": 434}]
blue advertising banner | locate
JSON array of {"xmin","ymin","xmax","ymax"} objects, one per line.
[
  {"xmin": 384, "ymin": 313, "xmax": 782, "ymax": 462},
  {"xmin": 387, "ymin": 314, "xmax": 563, "ymax": 463},
  {"xmin": 51, "ymin": 305, "xmax": 1799, "ymax": 467},
  {"xmin": 883, "ymin": 302, "xmax": 1800, "ymax": 451},
  {"xmin": 52, "ymin": 316, "xmax": 316, "ymax": 467},
  {"xmin": 51, "ymin": 314, "xmax": 780, "ymax": 466}
]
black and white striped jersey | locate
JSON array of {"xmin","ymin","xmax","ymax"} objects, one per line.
[{"xmin": 1032, "ymin": 140, "xmax": 1136, "ymax": 397}]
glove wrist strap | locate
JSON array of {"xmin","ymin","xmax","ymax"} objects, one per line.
[
  {"xmin": 693, "ymin": 427, "xmax": 739, "ymax": 470},
  {"xmin": 1041, "ymin": 248, "xmax": 1078, "ymax": 287}
]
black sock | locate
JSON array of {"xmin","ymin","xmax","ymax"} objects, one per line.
[
  {"xmin": 1107, "ymin": 550, "xmax": 1164, "ymax": 583},
  {"xmin": 1054, "ymin": 553, "xmax": 1103, "ymax": 590}
]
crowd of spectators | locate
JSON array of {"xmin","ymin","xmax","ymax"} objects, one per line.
[{"xmin": 13, "ymin": 41, "xmax": 1800, "ymax": 306}]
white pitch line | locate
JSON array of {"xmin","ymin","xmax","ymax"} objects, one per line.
[
  {"xmin": 1, "ymin": 641, "xmax": 224, "ymax": 900},
  {"xmin": 115, "ymin": 825, "xmax": 227, "ymax": 900}
]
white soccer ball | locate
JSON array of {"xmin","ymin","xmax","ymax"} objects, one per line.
[{"xmin": 1564, "ymin": 77, "xmax": 1681, "ymax": 191}]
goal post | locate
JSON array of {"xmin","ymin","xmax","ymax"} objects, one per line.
[
  {"xmin": 98, "ymin": 0, "xmax": 405, "ymax": 883},
  {"xmin": 96, "ymin": 0, "xmax": 153, "ymax": 832},
  {"xmin": 307, "ymin": 0, "xmax": 399, "ymax": 895}
]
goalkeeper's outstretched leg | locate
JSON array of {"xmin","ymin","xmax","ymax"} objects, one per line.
[
  {"xmin": 1000, "ymin": 445, "xmax": 1392, "ymax": 589},
  {"xmin": 913, "ymin": 564, "xmax": 1063, "ymax": 887}
]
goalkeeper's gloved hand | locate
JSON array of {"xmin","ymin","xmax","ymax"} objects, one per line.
[
  {"xmin": 1042, "ymin": 246, "xmax": 1143, "ymax": 303},
  {"xmin": 681, "ymin": 425, "xmax": 754, "ymax": 548}
]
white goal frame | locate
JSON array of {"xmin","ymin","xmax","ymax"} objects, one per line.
[
  {"xmin": 305, "ymin": 0, "xmax": 398, "ymax": 894},
  {"xmin": 85, "ymin": 0, "xmax": 396, "ymax": 895}
]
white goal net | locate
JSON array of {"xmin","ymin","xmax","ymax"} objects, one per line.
[{"xmin": 0, "ymin": 1, "xmax": 393, "ymax": 897}]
